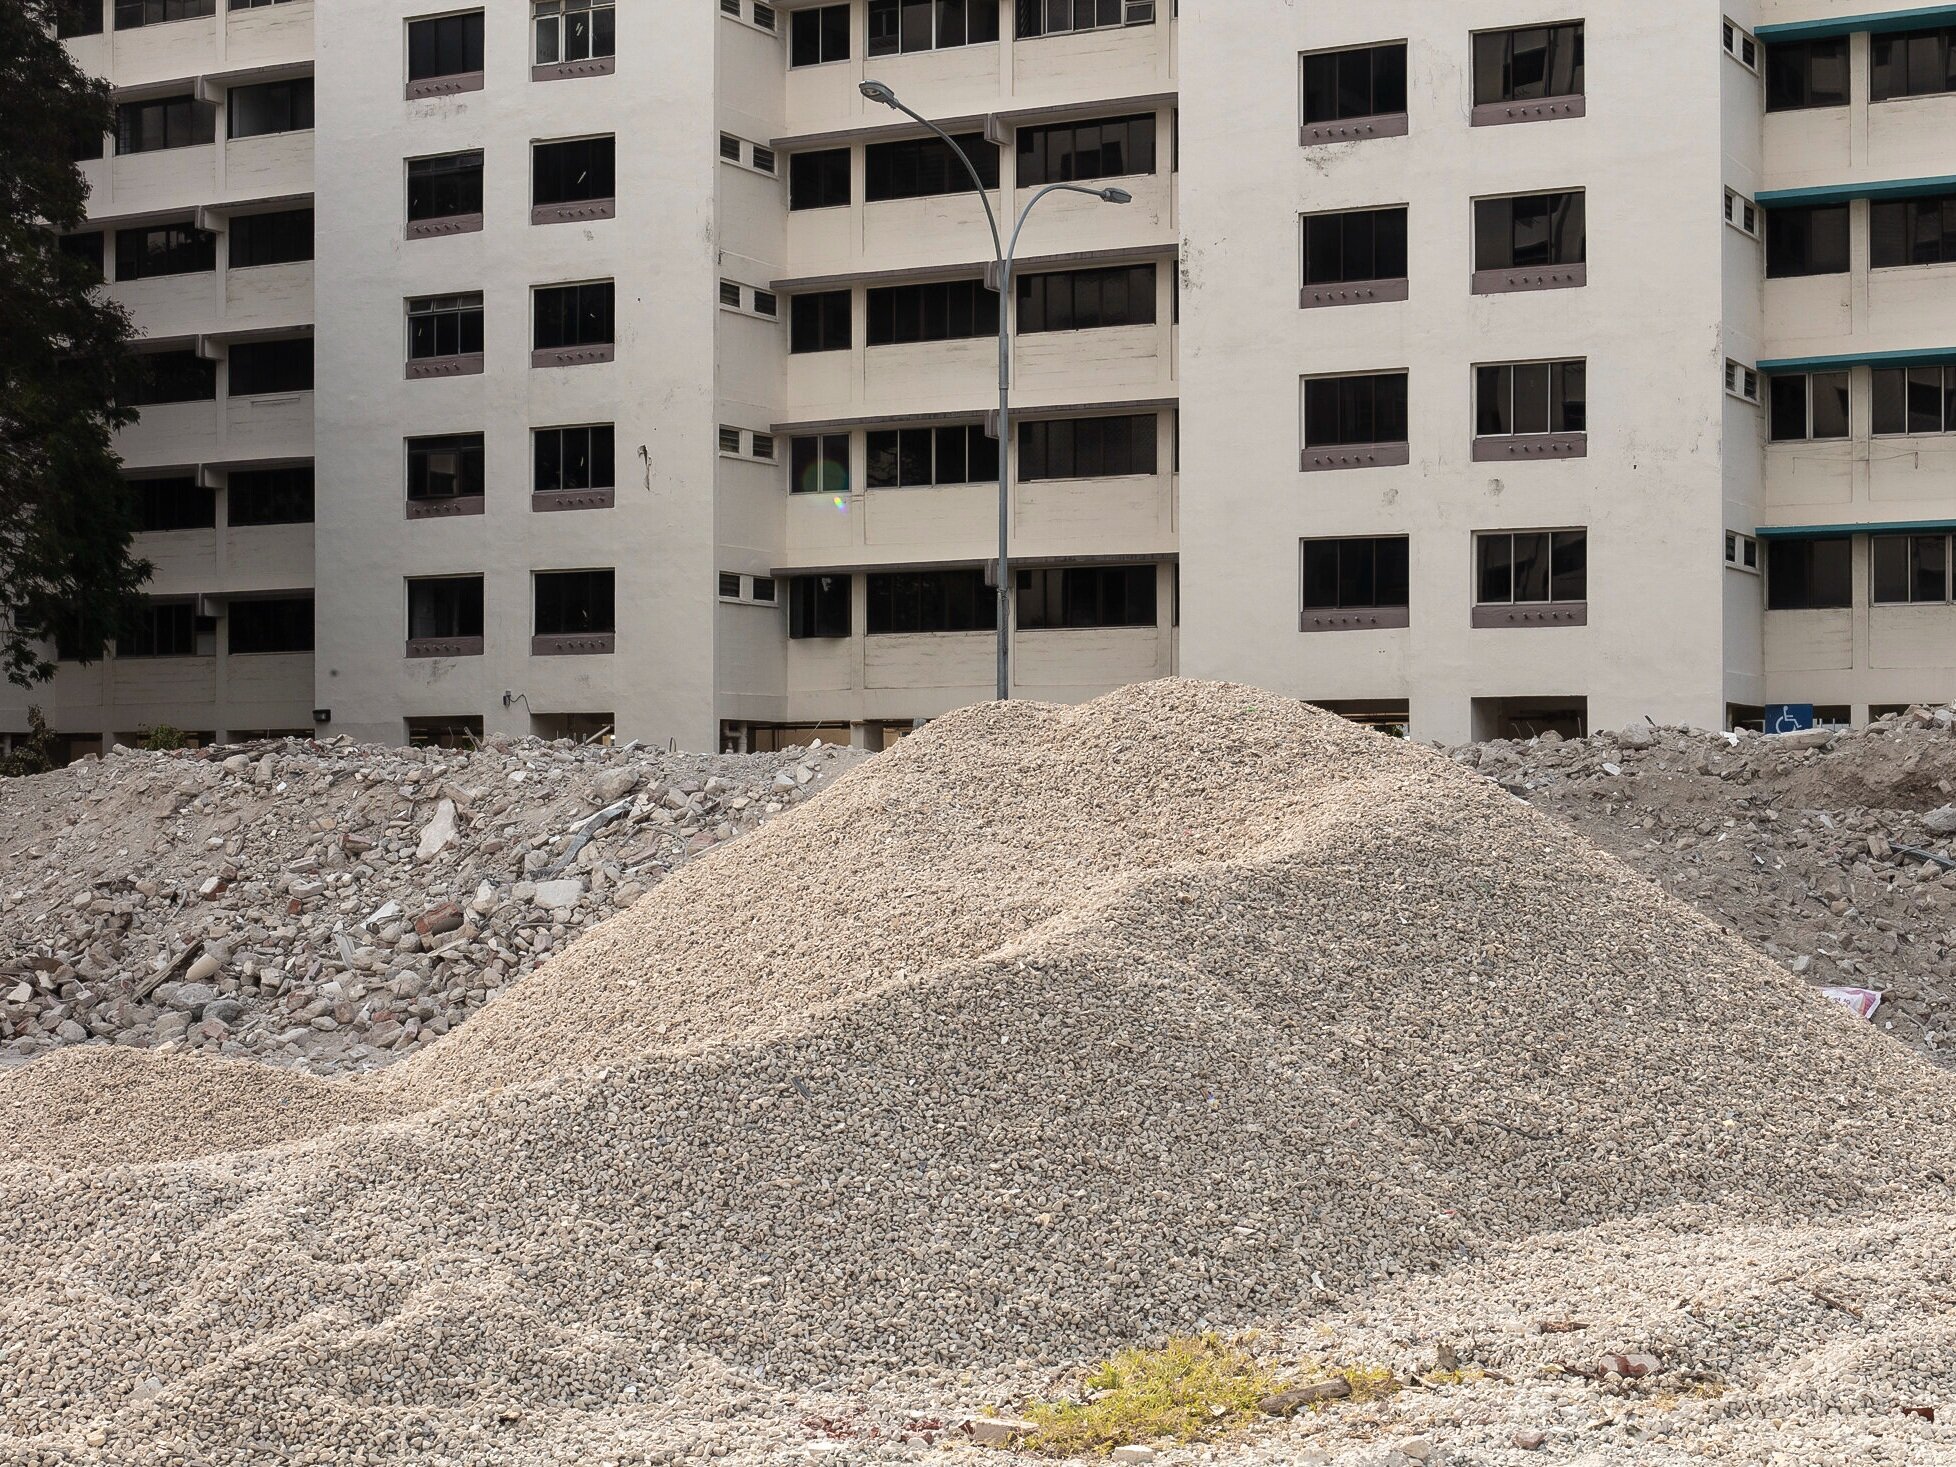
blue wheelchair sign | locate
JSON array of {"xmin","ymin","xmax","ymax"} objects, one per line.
[{"xmin": 1767, "ymin": 704, "xmax": 1815, "ymax": 734}]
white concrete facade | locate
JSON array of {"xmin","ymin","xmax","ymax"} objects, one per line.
[
  {"xmin": 1180, "ymin": 0, "xmax": 1956, "ymax": 742},
  {"xmin": 26, "ymin": 1, "xmax": 1956, "ymax": 756}
]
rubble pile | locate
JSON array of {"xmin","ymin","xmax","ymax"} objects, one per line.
[
  {"xmin": 2, "ymin": 682, "xmax": 1952, "ymax": 1465},
  {"xmin": 0, "ymin": 734, "xmax": 859, "ymax": 1071},
  {"xmin": 1453, "ymin": 704, "xmax": 1956, "ymax": 1061}
]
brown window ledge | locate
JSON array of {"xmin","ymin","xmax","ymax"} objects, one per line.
[
  {"xmin": 1301, "ymin": 607, "xmax": 1410, "ymax": 632},
  {"xmin": 1301, "ymin": 442, "xmax": 1410, "ymax": 472},
  {"xmin": 406, "ymin": 636, "xmax": 484, "ymax": 658},
  {"xmin": 532, "ymin": 56, "xmax": 616, "ymax": 82},
  {"xmin": 532, "ymin": 199, "xmax": 616, "ymax": 226},
  {"xmin": 1473, "ymin": 264, "xmax": 1587, "ymax": 295},
  {"xmin": 531, "ymin": 344, "xmax": 615, "ymax": 368},
  {"xmin": 1301, "ymin": 278, "xmax": 1409, "ymax": 309},
  {"xmin": 1472, "ymin": 602, "xmax": 1587, "ymax": 629},
  {"xmin": 405, "ymin": 72, "xmax": 484, "ymax": 100},
  {"xmin": 406, "ymin": 353, "xmax": 484, "ymax": 380},
  {"xmin": 531, "ymin": 488, "xmax": 615, "ymax": 512},
  {"xmin": 1472, "ymin": 96, "xmax": 1585, "ymax": 127},
  {"xmin": 1472, "ymin": 432, "xmax": 1587, "ymax": 462},
  {"xmin": 406, "ymin": 495, "xmax": 485, "ymax": 520},
  {"xmin": 406, "ymin": 214, "xmax": 483, "ymax": 240},
  {"xmin": 1299, "ymin": 113, "xmax": 1408, "ymax": 146},
  {"xmin": 532, "ymin": 632, "xmax": 615, "ymax": 655}
]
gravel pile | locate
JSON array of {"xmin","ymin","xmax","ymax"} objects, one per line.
[
  {"xmin": 1, "ymin": 681, "xmax": 1951, "ymax": 1465},
  {"xmin": 1454, "ymin": 705, "xmax": 1956, "ymax": 1063},
  {"xmin": 0, "ymin": 733, "xmax": 859, "ymax": 1073}
]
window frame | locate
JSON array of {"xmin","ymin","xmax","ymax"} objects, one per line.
[
  {"xmin": 1016, "ymin": 0, "xmax": 1156, "ymax": 42},
  {"xmin": 863, "ymin": 133, "xmax": 999, "ymax": 203},
  {"xmin": 405, "ymin": 292, "xmax": 486, "ymax": 370},
  {"xmin": 228, "ymin": 207, "xmax": 314, "ymax": 267},
  {"xmin": 1017, "ymin": 413, "xmax": 1158, "ymax": 482},
  {"xmin": 1471, "ymin": 21, "xmax": 1585, "ymax": 114},
  {"xmin": 867, "ymin": 0, "xmax": 1001, "ymax": 53},
  {"xmin": 789, "ymin": 148, "xmax": 852, "ymax": 210},
  {"xmin": 1722, "ymin": 18, "xmax": 1759, "ymax": 73},
  {"xmin": 1767, "ymin": 370, "xmax": 1851, "ymax": 443},
  {"xmin": 531, "ymin": 279, "xmax": 616, "ymax": 364},
  {"xmin": 1764, "ymin": 36, "xmax": 1850, "ymax": 111},
  {"xmin": 1301, "ymin": 371, "xmax": 1410, "ymax": 457},
  {"xmin": 227, "ymin": 337, "xmax": 314, "ymax": 397},
  {"xmin": 406, "ymin": 10, "xmax": 486, "ymax": 95},
  {"xmin": 226, "ymin": 596, "xmax": 315, "ymax": 656},
  {"xmin": 1300, "ymin": 206, "xmax": 1409, "ymax": 295},
  {"xmin": 405, "ymin": 151, "xmax": 485, "ymax": 235},
  {"xmin": 226, "ymin": 77, "xmax": 314, "ymax": 139},
  {"xmin": 789, "ymin": 574, "xmax": 852, "ymax": 639},
  {"xmin": 790, "ymin": 434, "xmax": 851, "ymax": 495},
  {"xmin": 1473, "ymin": 358, "xmax": 1587, "ymax": 442},
  {"xmin": 790, "ymin": 3, "xmax": 852, "ymax": 66},
  {"xmin": 1872, "ymin": 365, "xmax": 1956, "ymax": 437},
  {"xmin": 1299, "ymin": 535, "xmax": 1411, "ymax": 619},
  {"xmin": 114, "ymin": 222, "xmax": 216, "ymax": 282},
  {"xmin": 406, "ymin": 433, "xmax": 487, "ymax": 505},
  {"xmin": 532, "ymin": 0, "xmax": 616, "ymax": 71},
  {"xmin": 1015, "ymin": 564, "xmax": 1158, "ymax": 631},
  {"xmin": 1871, "ymin": 26, "xmax": 1956, "ymax": 103},
  {"xmin": 1870, "ymin": 194, "xmax": 1956, "ymax": 269},
  {"xmin": 114, "ymin": 94, "xmax": 216, "ymax": 155},
  {"xmin": 789, "ymin": 290, "xmax": 853, "ymax": 353},
  {"xmin": 865, "ymin": 423, "xmax": 1000, "ymax": 489},
  {"xmin": 227, "ymin": 465, "xmax": 315, "ymax": 526},
  {"xmin": 1015, "ymin": 263, "xmax": 1158, "ymax": 334},
  {"xmin": 1300, "ymin": 41, "xmax": 1409, "ymax": 132},
  {"xmin": 1473, "ymin": 529, "xmax": 1589, "ymax": 609},
  {"xmin": 406, "ymin": 575, "xmax": 486, "ymax": 648},
  {"xmin": 1872, "ymin": 532, "xmax": 1955, "ymax": 604},
  {"xmin": 1765, "ymin": 202, "xmax": 1851, "ymax": 278},
  {"xmin": 1015, "ymin": 112, "xmax": 1157, "ymax": 188},
  {"xmin": 866, "ymin": 278, "xmax": 1000, "ymax": 345},
  {"xmin": 1765, "ymin": 537, "xmax": 1852, "ymax": 610}
]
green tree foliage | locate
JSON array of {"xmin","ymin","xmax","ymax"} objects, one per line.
[{"xmin": 0, "ymin": 0, "xmax": 150, "ymax": 688}]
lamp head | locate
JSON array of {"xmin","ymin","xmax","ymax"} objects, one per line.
[
  {"xmin": 859, "ymin": 80, "xmax": 899, "ymax": 107},
  {"xmin": 1099, "ymin": 187, "xmax": 1134, "ymax": 204}
]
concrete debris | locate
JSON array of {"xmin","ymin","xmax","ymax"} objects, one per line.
[
  {"xmin": 0, "ymin": 732, "xmax": 860, "ymax": 1073},
  {"xmin": 0, "ymin": 683, "xmax": 1951, "ymax": 1467},
  {"xmin": 1451, "ymin": 701, "xmax": 1956, "ymax": 1063}
]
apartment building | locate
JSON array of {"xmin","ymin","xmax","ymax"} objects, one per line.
[
  {"xmin": 1, "ymin": 0, "xmax": 318, "ymax": 757},
  {"xmin": 17, "ymin": 0, "xmax": 1954, "ymax": 759},
  {"xmin": 1181, "ymin": 0, "xmax": 1956, "ymax": 742}
]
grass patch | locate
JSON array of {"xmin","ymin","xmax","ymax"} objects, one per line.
[{"xmin": 1012, "ymin": 1335, "xmax": 1400, "ymax": 1457}]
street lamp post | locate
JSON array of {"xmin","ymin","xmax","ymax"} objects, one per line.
[{"xmin": 860, "ymin": 80, "xmax": 1130, "ymax": 702}]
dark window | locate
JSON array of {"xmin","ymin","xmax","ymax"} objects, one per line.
[
  {"xmin": 57, "ymin": 0, "xmax": 104, "ymax": 37},
  {"xmin": 229, "ymin": 339, "xmax": 313, "ymax": 395},
  {"xmin": 229, "ymin": 208, "xmax": 313, "ymax": 266},
  {"xmin": 1766, "ymin": 204, "xmax": 1850, "ymax": 277},
  {"xmin": 1302, "ymin": 42, "xmax": 1407, "ymax": 123},
  {"xmin": 534, "ymin": 424, "xmax": 615, "ymax": 490},
  {"xmin": 227, "ymin": 78, "xmax": 313, "ymax": 137},
  {"xmin": 228, "ymin": 466, "xmax": 314, "ymax": 525},
  {"xmin": 115, "ymin": 95, "xmax": 215, "ymax": 154},
  {"xmin": 866, "ymin": 424, "xmax": 999, "ymax": 487},
  {"xmin": 1473, "ymin": 22, "xmax": 1584, "ymax": 104},
  {"xmin": 1871, "ymin": 27, "xmax": 1956, "ymax": 101},
  {"xmin": 131, "ymin": 476, "xmax": 215, "ymax": 531},
  {"xmin": 408, "ymin": 577, "xmax": 484, "ymax": 638},
  {"xmin": 719, "ymin": 572, "xmax": 742, "ymax": 599},
  {"xmin": 408, "ymin": 11, "xmax": 485, "ymax": 80},
  {"xmin": 1302, "ymin": 207, "xmax": 1408, "ymax": 286},
  {"xmin": 122, "ymin": 350, "xmax": 216, "ymax": 406},
  {"xmin": 1016, "ymin": 564, "xmax": 1156, "ymax": 628},
  {"xmin": 535, "ymin": 570, "xmax": 615, "ymax": 634},
  {"xmin": 791, "ymin": 3, "xmax": 851, "ymax": 64},
  {"xmin": 1765, "ymin": 38, "xmax": 1849, "ymax": 110},
  {"xmin": 790, "ymin": 290, "xmax": 852, "ymax": 352},
  {"xmin": 1766, "ymin": 538, "xmax": 1851, "ymax": 609},
  {"xmin": 407, "ymin": 434, "xmax": 485, "ymax": 499},
  {"xmin": 791, "ymin": 434, "xmax": 851, "ymax": 494},
  {"xmin": 1016, "ymin": 112, "xmax": 1155, "ymax": 186},
  {"xmin": 231, "ymin": 0, "xmax": 302, "ymax": 8},
  {"xmin": 1871, "ymin": 195, "xmax": 1956, "ymax": 268},
  {"xmin": 408, "ymin": 294, "xmax": 484, "ymax": 358},
  {"xmin": 1017, "ymin": 414, "xmax": 1157, "ymax": 480},
  {"xmin": 121, "ymin": 602, "xmax": 198, "ymax": 658},
  {"xmin": 533, "ymin": 281, "xmax": 614, "ymax": 349},
  {"xmin": 1873, "ymin": 534, "xmax": 1953, "ymax": 604},
  {"xmin": 789, "ymin": 574, "xmax": 851, "ymax": 637},
  {"xmin": 533, "ymin": 135, "xmax": 615, "ymax": 205},
  {"xmin": 789, "ymin": 148, "xmax": 851, "ymax": 209},
  {"xmin": 1476, "ymin": 530, "xmax": 1588, "ymax": 604},
  {"xmin": 867, "ymin": 278, "xmax": 1001, "ymax": 344},
  {"xmin": 1017, "ymin": 264, "xmax": 1157, "ymax": 332},
  {"xmin": 1016, "ymin": 0, "xmax": 1154, "ymax": 39},
  {"xmin": 1301, "ymin": 536, "xmax": 1410, "ymax": 611},
  {"xmin": 533, "ymin": 0, "xmax": 614, "ymax": 64},
  {"xmin": 407, "ymin": 153, "xmax": 484, "ymax": 221},
  {"xmin": 866, "ymin": 569, "xmax": 996, "ymax": 633},
  {"xmin": 752, "ymin": 146, "xmax": 776, "ymax": 174},
  {"xmin": 58, "ymin": 232, "xmax": 104, "ymax": 278},
  {"xmin": 1303, "ymin": 373, "xmax": 1409, "ymax": 447},
  {"xmin": 114, "ymin": 0, "xmax": 214, "ymax": 28},
  {"xmin": 1474, "ymin": 192, "xmax": 1585, "ymax": 270},
  {"xmin": 71, "ymin": 122, "xmax": 106, "ymax": 162},
  {"xmin": 114, "ymin": 223, "xmax": 215, "ymax": 281},
  {"xmin": 1768, "ymin": 371, "xmax": 1850, "ymax": 442},
  {"xmin": 228, "ymin": 597, "xmax": 314, "ymax": 654},
  {"xmin": 869, "ymin": 0, "xmax": 999, "ymax": 54},
  {"xmin": 1872, "ymin": 366, "xmax": 1956, "ymax": 436},
  {"xmin": 1475, "ymin": 360, "xmax": 1586, "ymax": 436},
  {"xmin": 864, "ymin": 133, "xmax": 999, "ymax": 201},
  {"xmin": 754, "ymin": 290, "xmax": 778, "ymax": 316}
]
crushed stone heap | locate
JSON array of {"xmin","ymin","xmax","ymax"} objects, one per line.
[
  {"xmin": 0, "ymin": 733, "xmax": 860, "ymax": 1073},
  {"xmin": 1454, "ymin": 705, "xmax": 1956, "ymax": 1063},
  {"xmin": 2, "ymin": 682, "xmax": 1952, "ymax": 1466}
]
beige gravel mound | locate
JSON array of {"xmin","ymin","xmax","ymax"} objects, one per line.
[{"xmin": 2, "ymin": 681, "xmax": 1952, "ymax": 1464}]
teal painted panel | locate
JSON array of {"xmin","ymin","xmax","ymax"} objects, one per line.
[
  {"xmin": 1758, "ymin": 5, "xmax": 1956, "ymax": 39},
  {"xmin": 1758, "ymin": 175, "xmax": 1956, "ymax": 207},
  {"xmin": 1757, "ymin": 520, "xmax": 1956, "ymax": 538},
  {"xmin": 1758, "ymin": 346, "xmax": 1956, "ymax": 372}
]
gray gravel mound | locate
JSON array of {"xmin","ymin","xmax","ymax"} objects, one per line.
[{"xmin": 1, "ymin": 681, "xmax": 1951, "ymax": 1465}]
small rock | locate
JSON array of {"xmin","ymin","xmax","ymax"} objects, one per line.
[
  {"xmin": 55, "ymin": 1019, "xmax": 88, "ymax": 1043},
  {"xmin": 1110, "ymin": 1448, "xmax": 1154, "ymax": 1465},
  {"xmin": 415, "ymin": 902, "xmax": 465, "ymax": 937},
  {"xmin": 184, "ymin": 953, "xmax": 221, "ymax": 985},
  {"xmin": 593, "ymin": 768, "xmax": 639, "ymax": 804},
  {"xmin": 1398, "ymin": 1437, "xmax": 1434, "ymax": 1462},
  {"xmin": 960, "ymin": 1419, "xmax": 1037, "ymax": 1447},
  {"xmin": 1923, "ymin": 805, "xmax": 1956, "ymax": 835},
  {"xmin": 166, "ymin": 983, "xmax": 218, "ymax": 1014},
  {"xmin": 531, "ymin": 878, "xmax": 584, "ymax": 910},
  {"xmin": 1512, "ymin": 1429, "xmax": 1546, "ymax": 1450},
  {"xmin": 416, "ymin": 799, "xmax": 459, "ymax": 861}
]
